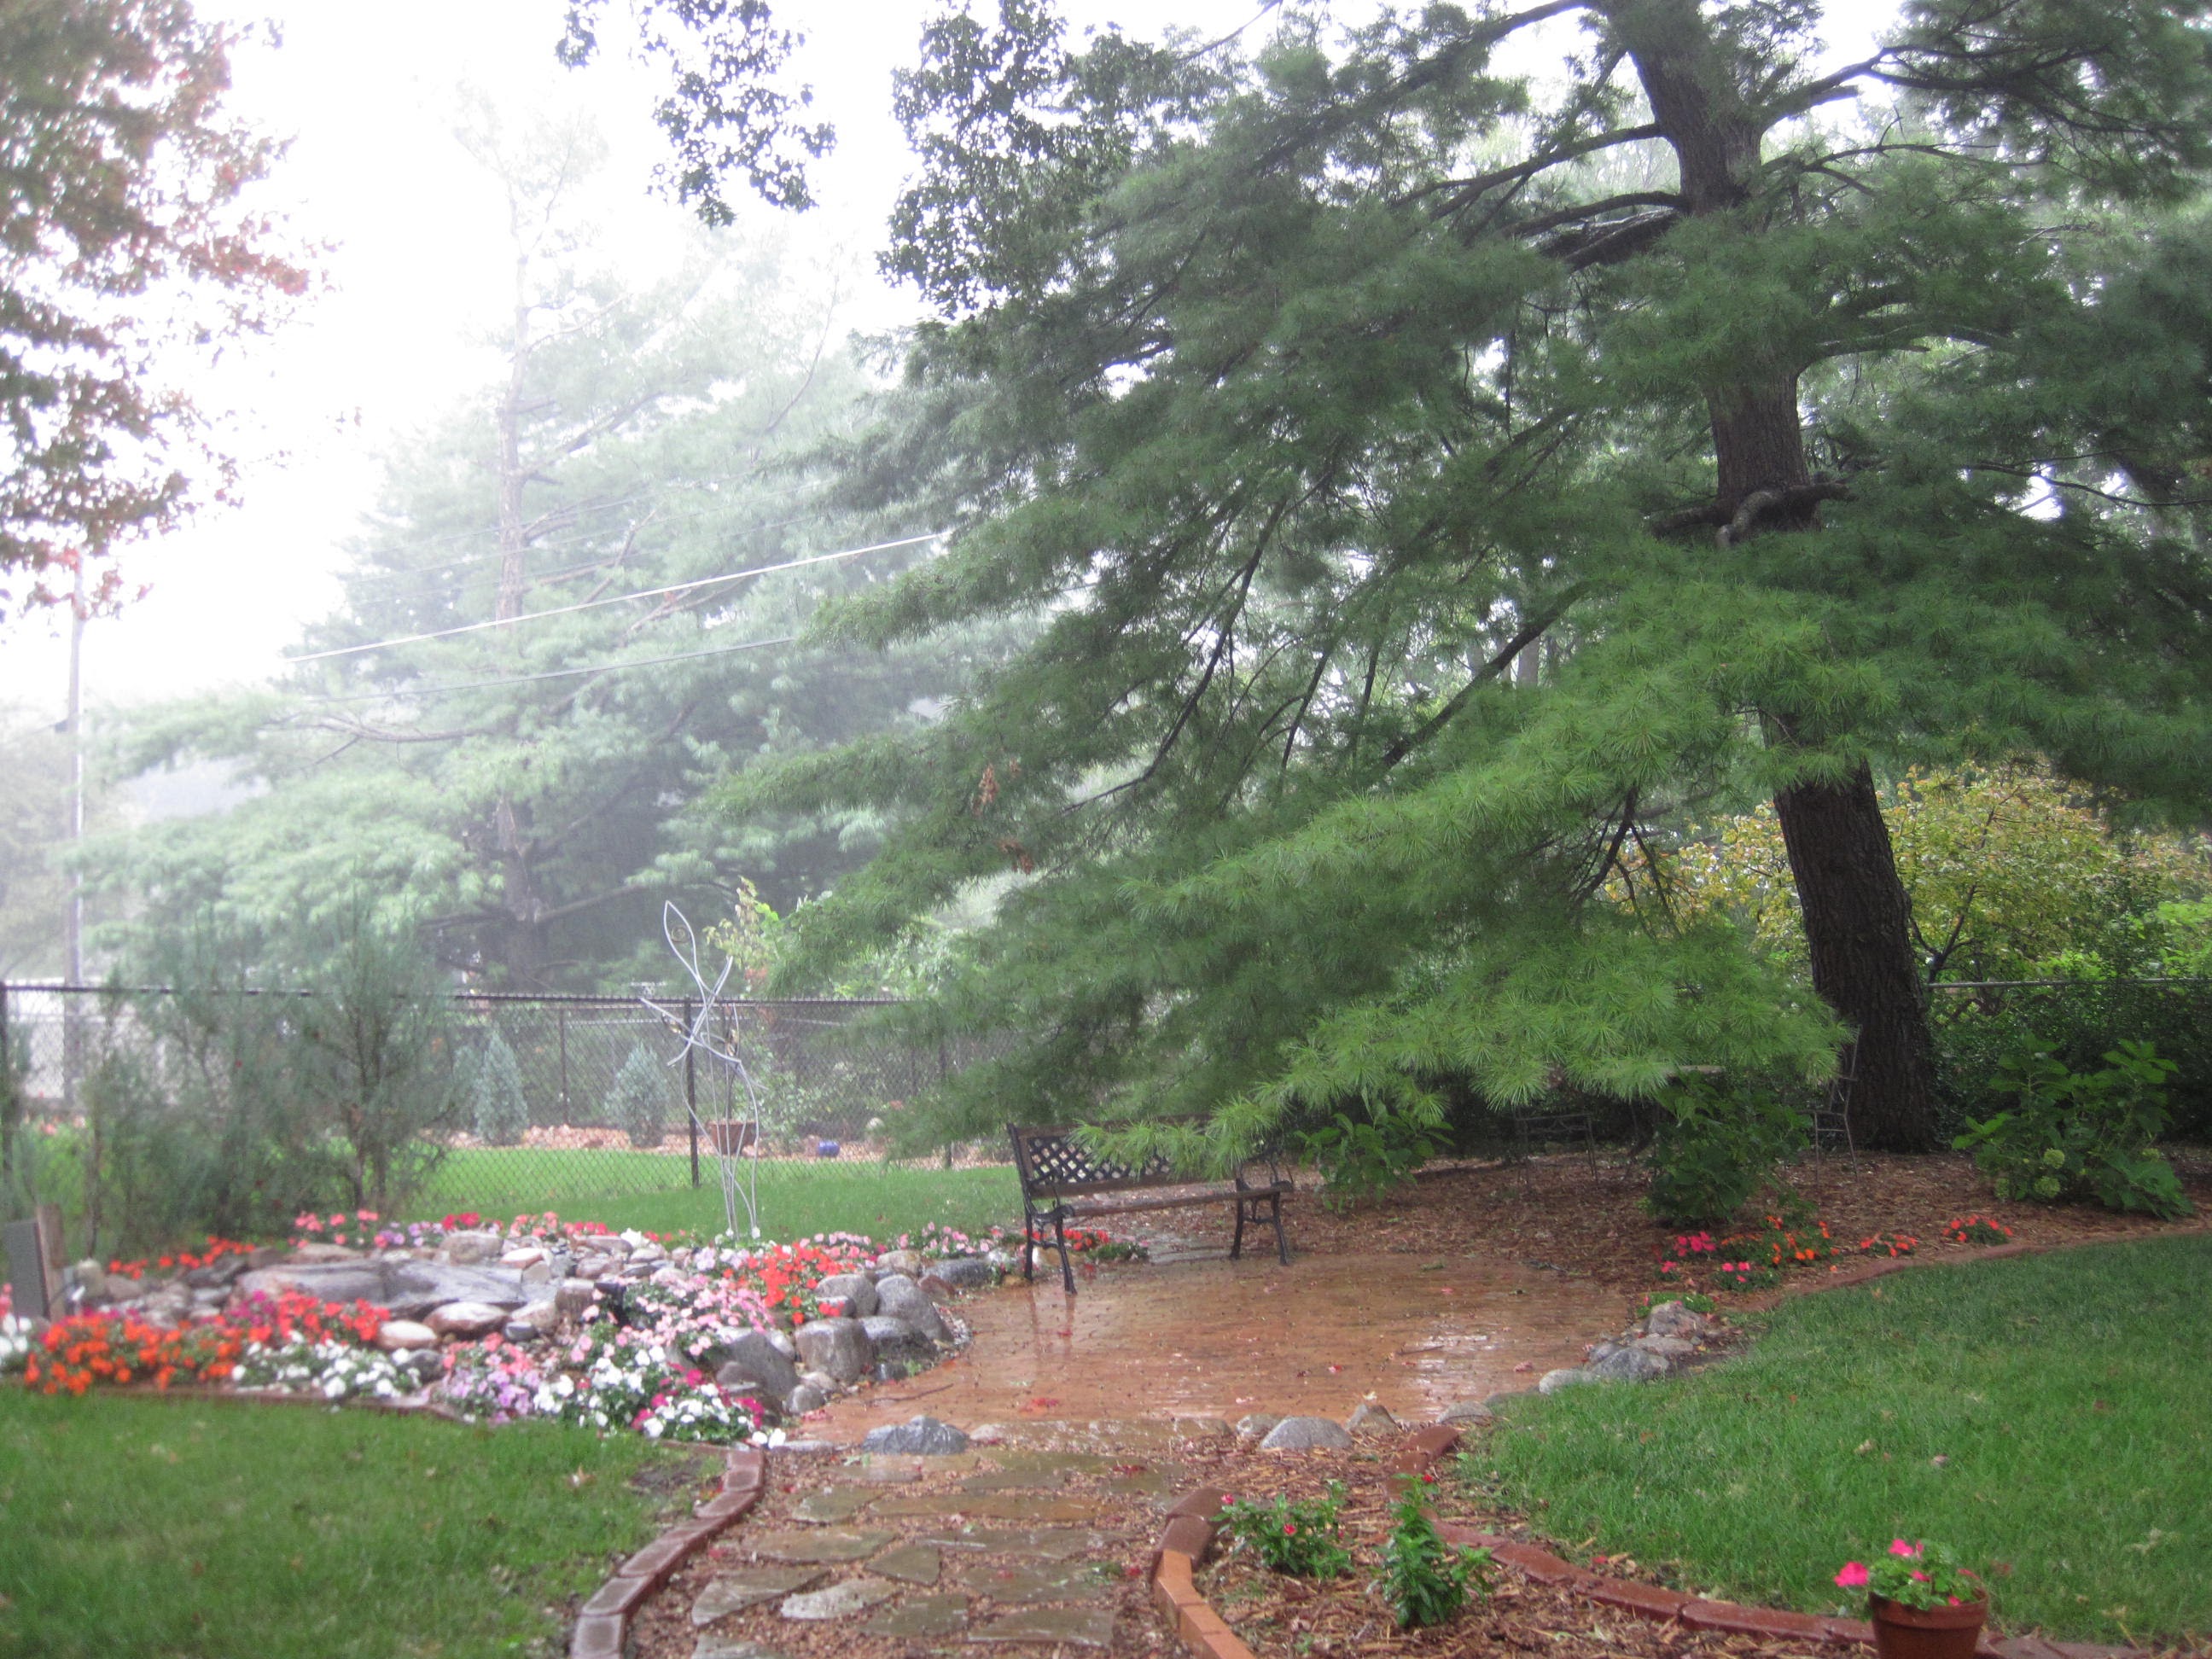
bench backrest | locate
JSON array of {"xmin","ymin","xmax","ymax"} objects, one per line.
[{"xmin": 1007, "ymin": 1123, "xmax": 1196, "ymax": 1198}]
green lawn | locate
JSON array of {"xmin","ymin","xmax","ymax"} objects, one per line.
[
  {"xmin": 410, "ymin": 1149, "xmax": 1022, "ymax": 1242},
  {"xmin": 0, "ymin": 1389, "xmax": 707, "ymax": 1659},
  {"xmin": 1477, "ymin": 1235, "xmax": 2212, "ymax": 1649}
]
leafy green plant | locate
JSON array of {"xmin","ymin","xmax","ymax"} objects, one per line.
[
  {"xmin": 1217, "ymin": 1481, "xmax": 1353, "ymax": 1580},
  {"xmin": 608, "ymin": 1043, "xmax": 672, "ymax": 1150},
  {"xmin": 1644, "ymin": 1075, "xmax": 1806, "ymax": 1227},
  {"xmin": 1298, "ymin": 1109, "xmax": 1441, "ymax": 1211},
  {"xmin": 1377, "ymin": 1476, "xmax": 1490, "ymax": 1628},
  {"xmin": 470, "ymin": 1032, "xmax": 531, "ymax": 1148},
  {"xmin": 1952, "ymin": 1040, "xmax": 2192, "ymax": 1220},
  {"xmin": 1834, "ymin": 1538, "xmax": 1983, "ymax": 1611}
]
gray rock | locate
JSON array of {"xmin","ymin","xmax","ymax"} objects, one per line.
[
  {"xmin": 1537, "ymin": 1367, "xmax": 1596, "ymax": 1394},
  {"xmin": 1645, "ymin": 1300, "xmax": 1708, "ymax": 1339},
  {"xmin": 715, "ymin": 1329, "xmax": 802, "ymax": 1404},
  {"xmin": 1234, "ymin": 1413, "xmax": 1282, "ymax": 1441},
  {"xmin": 1259, "ymin": 1416, "xmax": 1354, "ymax": 1451},
  {"xmin": 794, "ymin": 1318, "xmax": 876, "ymax": 1383},
  {"xmin": 519, "ymin": 1259, "xmax": 551, "ymax": 1286},
  {"xmin": 873, "ymin": 1274, "xmax": 951, "ymax": 1343},
  {"xmin": 859, "ymin": 1415, "xmax": 971, "ymax": 1456},
  {"xmin": 1439, "ymin": 1400, "xmax": 1493, "ymax": 1427},
  {"xmin": 798, "ymin": 1367, "xmax": 837, "ymax": 1396},
  {"xmin": 1346, "ymin": 1402, "xmax": 1400, "ymax": 1438},
  {"xmin": 781, "ymin": 1580, "xmax": 896, "ymax": 1621},
  {"xmin": 428, "ymin": 1300, "xmax": 509, "ymax": 1338},
  {"xmin": 693, "ymin": 1569, "xmax": 827, "ymax": 1624},
  {"xmin": 695, "ymin": 1644, "xmax": 791, "ymax": 1659},
  {"xmin": 1634, "ymin": 1336, "xmax": 1696, "ymax": 1359},
  {"xmin": 816, "ymin": 1273, "xmax": 878, "ymax": 1318},
  {"xmin": 860, "ymin": 1315, "xmax": 936, "ymax": 1368},
  {"xmin": 501, "ymin": 1320, "xmax": 538, "ymax": 1343},
  {"xmin": 764, "ymin": 1327, "xmax": 797, "ymax": 1359},
  {"xmin": 375, "ymin": 1319, "xmax": 438, "ymax": 1353},
  {"xmin": 1586, "ymin": 1341, "xmax": 1623, "ymax": 1364},
  {"xmin": 438, "ymin": 1230, "xmax": 505, "ymax": 1266},
  {"xmin": 236, "ymin": 1258, "xmax": 529, "ymax": 1321},
  {"xmin": 876, "ymin": 1249, "xmax": 926, "ymax": 1278},
  {"xmin": 924, "ymin": 1256, "xmax": 997, "ymax": 1291},
  {"xmin": 1589, "ymin": 1346, "xmax": 1670, "ymax": 1382},
  {"xmin": 184, "ymin": 1255, "xmax": 250, "ymax": 1290},
  {"xmin": 787, "ymin": 1384, "xmax": 830, "ymax": 1415},
  {"xmin": 554, "ymin": 1279, "xmax": 597, "ymax": 1318}
]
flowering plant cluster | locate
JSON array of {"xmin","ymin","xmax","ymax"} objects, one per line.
[
  {"xmin": 1834, "ymin": 1539, "xmax": 1982, "ymax": 1611},
  {"xmin": 23, "ymin": 1313, "xmax": 246, "ymax": 1394},
  {"xmin": 1217, "ymin": 1481, "xmax": 1353, "ymax": 1579},
  {"xmin": 230, "ymin": 1289, "xmax": 387, "ymax": 1348},
  {"xmin": 620, "ymin": 1272, "xmax": 777, "ymax": 1366},
  {"xmin": 106, "ymin": 1236, "xmax": 258, "ymax": 1281},
  {"xmin": 1, "ymin": 1298, "xmax": 37, "ymax": 1374},
  {"xmin": 1656, "ymin": 1212, "xmax": 1929, "ymax": 1292},
  {"xmin": 1856, "ymin": 1231, "xmax": 1919, "ymax": 1259},
  {"xmin": 439, "ymin": 1333, "xmax": 553, "ymax": 1422},
  {"xmin": 1943, "ymin": 1214, "xmax": 2011, "ymax": 1246},
  {"xmin": 233, "ymin": 1337, "xmax": 410, "ymax": 1400},
  {"xmin": 292, "ymin": 1210, "xmax": 385, "ymax": 1251}
]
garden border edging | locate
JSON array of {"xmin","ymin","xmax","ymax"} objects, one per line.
[
  {"xmin": 569, "ymin": 1442, "xmax": 765, "ymax": 1659},
  {"xmin": 1153, "ymin": 1427, "xmax": 2147, "ymax": 1659}
]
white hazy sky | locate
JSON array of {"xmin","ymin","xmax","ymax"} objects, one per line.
[{"xmin": 0, "ymin": 0, "xmax": 1900, "ymax": 721}]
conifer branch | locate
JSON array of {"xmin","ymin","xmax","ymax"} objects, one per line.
[{"xmin": 1374, "ymin": 589, "xmax": 1586, "ymax": 771}]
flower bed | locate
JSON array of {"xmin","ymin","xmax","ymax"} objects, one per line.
[{"xmin": 1653, "ymin": 1211, "xmax": 1918, "ymax": 1296}]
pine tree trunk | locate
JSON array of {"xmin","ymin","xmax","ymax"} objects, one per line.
[{"xmin": 1772, "ymin": 765, "xmax": 1941, "ymax": 1149}]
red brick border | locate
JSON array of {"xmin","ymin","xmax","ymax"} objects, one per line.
[
  {"xmin": 1156, "ymin": 1429, "xmax": 2150, "ymax": 1659},
  {"xmin": 568, "ymin": 1443, "xmax": 766, "ymax": 1659}
]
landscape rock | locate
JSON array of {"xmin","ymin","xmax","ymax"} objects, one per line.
[
  {"xmin": 859, "ymin": 1315, "xmax": 935, "ymax": 1369},
  {"xmin": 427, "ymin": 1300, "xmax": 508, "ymax": 1338},
  {"xmin": 1538, "ymin": 1367, "xmax": 1597, "ymax": 1394},
  {"xmin": 815, "ymin": 1273, "xmax": 878, "ymax": 1318},
  {"xmin": 1439, "ymin": 1400, "xmax": 1493, "ymax": 1426},
  {"xmin": 1346, "ymin": 1402, "xmax": 1400, "ymax": 1438},
  {"xmin": 781, "ymin": 1580, "xmax": 897, "ymax": 1621},
  {"xmin": 859, "ymin": 1414, "xmax": 971, "ymax": 1456},
  {"xmin": 1644, "ymin": 1300, "xmax": 1708, "ymax": 1340},
  {"xmin": 692, "ymin": 1569, "xmax": 826, "ymax": 1624},
  {"xmin": 553, "ymin": 1279, "xmax": 597, "ymax": 1318},
  {"xmin": 1234, "ymin": 1413, "xmax": 1282, "ymax": 1441},
  {"xmin": 501, "ymin": 1320, "xmax": 538, "ymax": 1343},
  {"xmin": 786, "ymin": 1383, "xmax": 830, "ymax": 1415},
  {"xmin": 1259, "ymin": 1415, "xmax": 1354, "ymax": 1451},
  {"xmin": 872, "ymin": 1274, "xmax": 951, "ymax": 1343},
  {"xmin": 288, "ymin": 1242, "xmax": 365, "ymax": 1265},
  {"xmin": 714, "ymin": 1330, "xmax": 801, "ymax": 1404},
  {"xmin": 498, "ymin": 1246, "xmax": 547, "ymax": 1270},
  {"xmin": 1634, "ymin": 1335, "xmax": 1696, "ymax": 1358},
  {"xmin": 875, "ymin": 1249, "xmax": 926, "ymax": 1278},
  {"xmin": 1589, "ymin": 1346, "xmax": 1670, "ymax": 1382},
  {"xmin": 375, "ymin": 1319, "xmax": 438, "ymax": 1353},
  {"xmin": 923, "ymin": 1257, "xmax": 996, "ymax": 1291},
  {"xmin": 763, "ymin": 1328, "xmax": 797, "ymax": 1359},
  {"xmin": 237, "ymin": 1258, "xmax": 529, "ymax": 1320},
  {"xmin": 794, "ymin": 1318, "xmax": 876, "ymax": 1383},
  {"xmin": 438, "ymin": 1230, "xmax": 504, "ymax": 1266}
]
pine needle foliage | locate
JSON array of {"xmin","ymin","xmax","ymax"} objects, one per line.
[{"xmin": 722, "ymin": 0, "xmax": 2212, "ymax": 1158}]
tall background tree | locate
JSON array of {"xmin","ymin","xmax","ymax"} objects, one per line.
[{"xmin": 705, "ymin": 0, "xmax": 2212, "ymax": 1152}]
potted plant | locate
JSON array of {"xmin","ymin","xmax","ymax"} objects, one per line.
[{"xmin": 1835, "ymin": 1540, "xmax": 1988, "ymax": 1659}]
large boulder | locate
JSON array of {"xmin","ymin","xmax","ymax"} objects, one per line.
[
  {"xmin": 923, "ymin": 1257, "xmax": 997, "ymax": 1292},
  {"xmin": 875, "ymin": 1249, "xmax": 926, "ymax": 1278},
  {"xmin": 1644, "ymin": 1300, "xmax": 1709, "ymax": 1340},
  {"xmin": 1259, "ymin": 1416, "xmax": 1353, "ymax": 1452},
  {"xmin": 427, "ymin": 1301, "xmax": 508, "ymax": 1338},
  {"xmin": 859, "ymin": 1316, "xmax": 935, "ymax": 1370},
  {"xmin": 815, "ymin": 1274, "xmax": 878, "ymax": 1318},
  {"xmin": 1589, "ymin": 1346, "xmax": 1670, "ymax": 1383},
  {"xmin": 872, "ymin": 1275, "xmax": 950, "ymax": 1344},
  {"xmin": 237, "ymin": 1259, "xmax": 530, "ymax": 1321},
  {"xmin": 438, "ymin": 1230, "xmax": 505, "ymax": 1266},
  {"xmin": 1537, "ymin": 1367, "xmax": 1596, "ymax": 1394},
  {"xmin": 793, "ymin": 1318, "xmax": 876, "ymax": 1384},
  {"xmin": 714, "ymin": 1330, "xmax": 801, "ymax": 1405}
]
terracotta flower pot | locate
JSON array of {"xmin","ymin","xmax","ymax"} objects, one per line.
[
  {"xmin": 1868, "ymin": 1593, "xmax": 1988, "ymax": 1659},
  {"xmin": 707, "ymin": 1120, "xmax": 759, "ymax": 1155}
]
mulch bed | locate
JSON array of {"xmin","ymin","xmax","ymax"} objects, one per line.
[{"xmin": 1284, "ymin": 1150, "xmax": 2212, "ymax": 1293}]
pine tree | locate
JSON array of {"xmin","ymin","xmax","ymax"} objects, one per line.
[
  {"xmin": 728, "ymin": 1, "xmax": 2212, "ymax": 1151},
  {"xmin": 469, "ymin": 1030, "xmax": 530, "ymax": 1148},
  {"xmin": 609, "ymin": 1040, "xmax": 672, "ymax": 1150}
]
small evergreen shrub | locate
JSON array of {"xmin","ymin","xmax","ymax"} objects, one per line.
[
  {"xmin": 1644, "ymin": 1074, "xmax": 1805, "ymax": 1227},
  {"xmin": 609, "ymin": 1043, "xmax": 671, "ymax": 1150},
  {"xmin": 1953, "ymin": 1039, "xmax": 2192, "ymax": 1219},
  {"xmin": 469, "ymin": 1031, "xmax": 530, "ymax": 1147}
]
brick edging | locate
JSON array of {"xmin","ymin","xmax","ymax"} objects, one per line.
[
  {"xmin": 1155, "ymin": 1429, "xmax": 2147, "ymax": 1659},
  {"xmin": 569, "ymin": 1443, "xmax": 766, "ymax": 1659}
]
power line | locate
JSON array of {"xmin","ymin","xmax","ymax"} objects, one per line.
[
  {"xmin": 287, "ymin": 532, "xmax": 944, "ymax": 665},
  {"xmin": 298, "ymin": 632, "xmax": 804, "ymax": 706}
]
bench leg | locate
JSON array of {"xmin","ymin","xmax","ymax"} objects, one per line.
[
  {"xmin": 1231, "ymin": 1197, "xmax": 1246, "ymax": 1261},
  {"xmin": 1053, "ymin": 1209, "xmax": 1076, "ymax": 1295},
  {"xmin": 1269, "ymin": 1192, "xmax": 1290, "ymax": 1266},
  {"xmin": 1022, "ymin": 1216, "xmax": 1037, "ymax": 1283}
]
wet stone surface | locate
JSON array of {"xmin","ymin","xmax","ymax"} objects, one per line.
[
  {"xmin": 742, "ymin": 1530, "xmax": 896, "ymax": 1564},
  {"xmin": 867, "ymin": 1543, "xmax": 943, "ymax": 1586},
  {"xmin": 780, "ymin": 1580, "xmax": 898, "ymax": 1621},
  {"xmin": 965, "ymin": 1606, "xmax": 1120, "ymax": 1647},
  {"xmin": 693, "ymin": 1643, "xmax": 791, "ymax": 1659},
  {"xmin": 953, "ymin": 1559, "xmax": 1109, "ymax": 1605},
  {"xmin": 860, "ymin": 1593, "xmax": 970, "ymax": 1638},
  {"xmin": 914, "ymin": 1528, "xmax": 1106, "ymax": 1560},
  {"xmin": 791, "ymin": 1488, "xmax": 876, "ymax": 1525},
  {"xmin": 693, "ymin": 1569, "xmax": 828, "ymax": 1625},
  {"xmin": 872, "ymin": 1493, "xmax": 1097, "ymax": 1522}
]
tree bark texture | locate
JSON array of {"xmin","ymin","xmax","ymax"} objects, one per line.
[{"xmin": 1773, "ymin": 764, "xmax": 1941, "ymax": 1149}]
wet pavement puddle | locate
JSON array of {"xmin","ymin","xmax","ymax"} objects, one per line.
[{"xmin": 811, "ymin": 1246, "xmax": 1626, "ymax": 1440}]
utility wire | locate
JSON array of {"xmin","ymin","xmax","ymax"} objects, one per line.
[
  {"xmin": 297, "ymin": 633, "xmax": 803, "ymax": 706},
  {"xmin": 287, "ymin": 532, "xmax": 944, "ymax": 664}
]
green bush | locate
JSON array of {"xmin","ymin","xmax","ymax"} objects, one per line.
[
  {"xmin": 1297, "ymin": 1109, "xmax": 1443, "ymax": 1210},
  {"xmin": 1217, "ymin": 1481, "xmax": 1353, "ymax": 1579},
  {"xmin": 609, "ymin": 1043, "xmax": 671, "ymax": 1150},
  {"xmin": 470, "ymin": 1032, "xmax": 531, "ymax": 1148},
  {"xmin": 1377, "ymin": 1477, "xmax": 1490, "ymax": 1627},
  {"xmin": 1935, "ymin": 981, "xmax": 2212, "ymax": 1142},
  {"xmin": 1953, "ymin": 1039, "xmax": 2193, "ymax": 1220},
  {"xmin": 1644, "ymin": 1074, "xmax": 1806, "ymax": 1227}
]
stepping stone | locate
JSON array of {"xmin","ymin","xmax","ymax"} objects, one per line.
[
  {"xmin": 781, "ymin": 1579, "xmax": 899, "ymax": 1620},
  {"xmin": 1173, "ymin": 1417, "xmax": 1231, "ymax": 1440},
  {"xmin": 695, "ymin": 1643, "xmax": 790, "ymax": 1659},
  {"xmin": 840, "ymin": 1455, "xmax": 924, "ymax": 1484},
  {"xmin": 876, "ymin": 1493, "xmax": 1096, "ymax": 1522},
  {"xmin": 693, "ymin": 1569, "xmax": 828, "ymax": 1625},
  {"xmin": 1101, "ymin": 1471, "xmax": 1178, "ymax": 1498},
  {"xmin": 916, "ymin": 1528, "xmax": 1105, "ymax": 1560},
  {"xmin": 991, "ymin": 1450, "xmax": 1113, "ymax": 1475},
  {"xmin": 743, "ymin": 1529, "xmax": 896, "ymax": 1564},
  {"xmin": 870, "ymin": 1543, "xmax": 944, "ymax": 1586},
  {"xmin": 956, "ymin": 1559, "xmax": 1105, "ymax": 1604},
  {"xmin": 967, "ymin": 1607, "xmax": 1118, "ymax": 1646},
  {"xmin": 793, "ymin": 1487, "xmax": 876, "ymax": 1524},
  {"xmin": 959, "ymin": 1470, "xmax": 1067, "ymax": 1493},
  {"xmin": 863, "ymin": 1594, "xmax": 970, "ymax": 1639}
]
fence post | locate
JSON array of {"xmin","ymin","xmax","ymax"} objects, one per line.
[
  {"xmin": 685, "ymin": 996, "xmax": 700, "ymax": 1189},
  {"xmin": 940, "ymin": 1022, "xmax": 952, "ymax": 1170},
  {"xmin": 557, "ymin": 1007, "xmax": 569, "ymax": 1124},
  {"xmin": 0, "ymin": 980, "xmax": 11, "ymax": 1196}
]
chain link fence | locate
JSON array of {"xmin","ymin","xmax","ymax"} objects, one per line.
[{"xmin": 0, "ymin": 983, "xmax": 1016, "ymax": 1214}]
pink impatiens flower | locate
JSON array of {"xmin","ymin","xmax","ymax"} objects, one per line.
[
  {"xmin": 1889, "ymin": 1540, "xmax": 1920, "ymax": 1558},
  {"xmin": 1834, "ymin": 1563, "xmax": 1871, "ymax": 1589}
]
